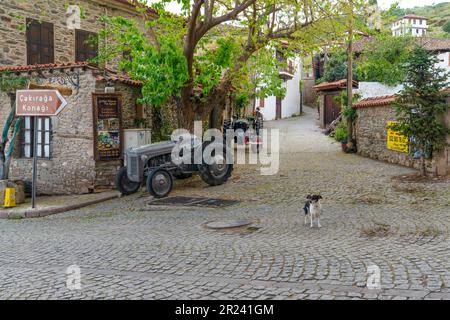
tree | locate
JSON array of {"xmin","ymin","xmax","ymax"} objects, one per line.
[
  {"xmin": 95, "ymin": 0, "xmax": 372, "ymax": 131},
  {"xmin": 0, "ymin": 73, "xmax": 28, "ymax": 180},
  {"xmin": 357, "ymin": 35, "xmax": 414, "ymax": 85},
  {"xmin": 443, "ymin": 20, "xmax": 450, "ymax": 33},
  {"xmin": 391, "ymin": 46, "xmax": 449, "ymax": 176},
  {"xmin": 321, "ymin": 51, "xmax": 358, "ymax": 82}
]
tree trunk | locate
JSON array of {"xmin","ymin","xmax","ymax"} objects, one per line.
[
  {"xmin": 346, "ymin": 3, "xmax": 354, "ymax": 153},
  {"xmin": 0, "ymin": 94, "xmax": 16, "ymax": 180},
  {"xmin": 420, "ymin": 153, "xmax": 427, "ymax": 177}
]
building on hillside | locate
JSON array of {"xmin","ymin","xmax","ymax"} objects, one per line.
[
  {"xmin": 254, "ymin": 45, "xmax": 302, "ymax": 121},
  {"xmin": 0, "ymin": 0, "xmax": 159, "ymax": 194},
  {"xmin": 391, "ymin": 14, "xmax": 428, "ymax": 37}
]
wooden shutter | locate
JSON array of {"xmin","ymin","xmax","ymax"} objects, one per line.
[
  {"xmin": 26, "ymin": 19, "xmax": 54, "ymax": 64},
  {"xmin": 40, "ymin": 22, "xmax": 54, "ymax": 64},
  {"xmin": 75, "ymin": 30, "xmax": 98, "ymax": 62}
]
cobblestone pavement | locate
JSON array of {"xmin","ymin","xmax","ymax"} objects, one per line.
[{"xmin": 0, "ymin": 106, "xmax": 449, "ymax": 300}]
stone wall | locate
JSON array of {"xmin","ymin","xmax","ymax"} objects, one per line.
[
  {"xmin": 0, "ymin": 0, "xmax": 149, "ymax": 67},
  {"xmin": 302, "ymin": 78, "xmax": 317, "ymax": 106},
  {"xmin": 0, "ymin": 67, "xmax": 146, "ymax": 194},
  {"xmin": 355, "ymin": 104, "xmax": 450, "ymax": 175},
  {"xmin": 0, "ymin": 68, "xmax": 98, "ymax": 194}
]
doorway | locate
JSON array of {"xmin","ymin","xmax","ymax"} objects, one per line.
[{"xmin": 276, "ymin": 97, "xmax": 282, "ymax": 120}]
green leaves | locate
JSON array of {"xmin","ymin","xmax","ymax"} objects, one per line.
[
  {"xmin": 0, "ymin": 73, "xmax": 28, "ymax": 93},
  {"xmin": 195, "ymin": 37, "xmax": 240, "ymax": 95},
  {"xmin": 95, "ymin": 15, "xmax": 188, "ymax": 107},
  {"xmin": 392, "ymin": 46, "xmax": 449, "ymax": 160},
  {"xmin": 357, "ymin": 35, "xmax": 414, "ymax": 85}
]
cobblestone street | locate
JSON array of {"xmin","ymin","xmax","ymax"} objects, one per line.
[{"xmin": 0, "ymin": 106, "xmax": 449, "ymax": 300}]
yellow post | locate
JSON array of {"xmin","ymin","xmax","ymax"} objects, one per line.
[{"xmin": 4, "ymin": 188, "xmax": 16, "ymax": 208}]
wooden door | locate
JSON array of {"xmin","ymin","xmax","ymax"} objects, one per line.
[
  {"xmin": 276, "ymin": 97, "xmax": 282, "ymax": 120},
  {"xmin": 324, "ymin": 94, "xmax": 340, "ymax": 126}
]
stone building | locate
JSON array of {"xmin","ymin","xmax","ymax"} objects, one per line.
[
  {"xmin": 0, "ymin": 63, "xmax": 150, "ymax": 194},
  {"xmin": 0, "ymin": 0, "xmax": 155, "ymax": 67},
  {"xmin": 353, "ymin": 93, "xmax": 450, "ymax": 176},
  {"xmin": 0, "ymin": 1, "xmax": 158, "ymax": 194}
]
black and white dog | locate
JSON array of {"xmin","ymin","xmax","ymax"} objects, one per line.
[{"xmin": 303, "ymin": 195, "xmax": 323, "ymax": 228}]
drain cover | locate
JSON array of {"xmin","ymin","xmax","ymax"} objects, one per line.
[
  {"xmin": 148, "ymin": 196, "xmax": 240, "ymax": 208},
  {"xmin": 206, "ymin": 220, "xmax": 253, "ymax": 229}
]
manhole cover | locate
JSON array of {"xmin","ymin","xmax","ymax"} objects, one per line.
[
  {"xmin": 205, "ymin": 220, "xmax": 253, "ymax": 229},
  {"xmin": 148, "ymin": 196, "xmax": 240, "ymax": 208}
]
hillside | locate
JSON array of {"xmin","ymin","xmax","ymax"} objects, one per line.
[{"xmin": 391, "ymin": 2, "xmax": 450, "ymax": 38}]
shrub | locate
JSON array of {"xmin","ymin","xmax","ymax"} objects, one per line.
[{"xmin": 334, "ymin": 122, "xmax": 348, "ymax": 142}]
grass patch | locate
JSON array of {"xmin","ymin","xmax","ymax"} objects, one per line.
[
  {"xmin": 361, "ymin": 222, "xmax": 395, "ymax": 238},
  {"xmin": 403, "ymin": 225, "xmax": 444, "ymax": 238},
  {"xmin": 352, "ymin": 196, "xmax": 384, "ymax": 205}
]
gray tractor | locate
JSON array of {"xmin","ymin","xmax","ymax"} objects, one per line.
[{"xmin": 115, "ymin": 137, "xmax": 233, "ymax": 198}]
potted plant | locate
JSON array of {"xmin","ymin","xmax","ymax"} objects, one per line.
[{"xmin": 334, "ymin": 122, "xmax": 348, "ymax": 152}]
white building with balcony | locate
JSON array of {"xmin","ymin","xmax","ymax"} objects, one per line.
[
  {"xmin": 254, "ymin": 47, "xmax": 302, "ymax": 121},
  {"xmin": 391, "ymin": 14, "xmax": 428, "ymax": 37}
]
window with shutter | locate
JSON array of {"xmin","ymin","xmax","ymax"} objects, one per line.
[
  {"xmin": 259, "ymin": 98, "xmax": 265, "ymax": 108},
  {"xmin": 21, "ymin": 117, "xmax": 52, "ymax": 159},
  {"xmin": 75, "ymin": 30, "xmax": 98, "ymax": 62},
  {"xmin": 26, "ymin": 19, "xmax": 54, "ymax": 65}
]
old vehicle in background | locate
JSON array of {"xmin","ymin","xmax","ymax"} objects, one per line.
[
  {"xmin": 116, "ymin": 137, "xmax": 233, "ymax": 198},
  {"xmin": 223, "ymin": 114, "xmax": 263, "ymax": 153}
]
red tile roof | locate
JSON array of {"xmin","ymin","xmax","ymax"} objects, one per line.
[
  {"xmin": 353, "ymin": 36, "xmax": 375, "ymax": 53},
  {"xmin": 353, "ymin": 95, "xmax": 396, "ymax": 108},
  {"xmin": 353, "ymin": 37, "xmax": 450, "ymax": 53},
  {"xmin": 416, "ymin": 38, "xmax": 450, "ymax": 52},
  {"xmin": 354, "ymin": 89, "xmax": 450, "ymax": 108},
  {"xmin": 0, "ymin": 62, "xmax": 93, "ymax": 73},
  {"xmin": 312, "ymin": 79, "xmax": 359, "ymax": 91},
  {"xmin": 0, "ymin": 62, "xmax": 142, "ymax": 86},
  {"xmin": 96, "ymin": 74, "xmax": 142, "ymax": 86},
  {"xmin": 395, "ymin": 14, "xmax": 427, "ymax": 22}
]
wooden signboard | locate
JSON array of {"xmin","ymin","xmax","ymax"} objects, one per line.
[
  {"xmin": 92, "ymin": 93, "xmax": 123, "ymax": 161},
  {"xmin": 16, "ymin": 89, "xmax": 67, "ymax": 116}
]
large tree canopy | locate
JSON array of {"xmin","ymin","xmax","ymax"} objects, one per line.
[{"xmin": 95, "ymin": 0, "xmax": 372, "ymax": 130}]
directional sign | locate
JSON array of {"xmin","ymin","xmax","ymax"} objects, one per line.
[{"xmin": 16, "ymin": 90, "xmax": 68, "ymax": 116}]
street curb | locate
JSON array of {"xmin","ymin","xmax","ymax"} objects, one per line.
[{"xmin": 0, "ymin": 193, "xmax": 120, "ymax": 219}]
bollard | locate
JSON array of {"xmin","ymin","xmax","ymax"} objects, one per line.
[{"xmin": 4, "ymin": 187, "xmax": 16, "ymax": 208}]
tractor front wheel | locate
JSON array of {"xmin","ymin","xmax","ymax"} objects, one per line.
[
  {"xmin": 146, "ymin": 168, "xmax": 173, "ymax": 198},
  {"xmin": 115, "ymin": 166, "xmax": 140, "ymax": 195}
]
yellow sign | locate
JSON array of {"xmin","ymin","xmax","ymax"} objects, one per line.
[
  {"xmin": 4, "ymin": 188, "xmax": 16, "ymax": 208},
  {"xmin": 387, "ymin": 121, "xmax": 409, "ymax": 153}
]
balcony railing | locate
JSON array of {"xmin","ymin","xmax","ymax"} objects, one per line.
[{"xmin": 279, "ymin": 64, "xmax": 294, "ymax": 80}]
